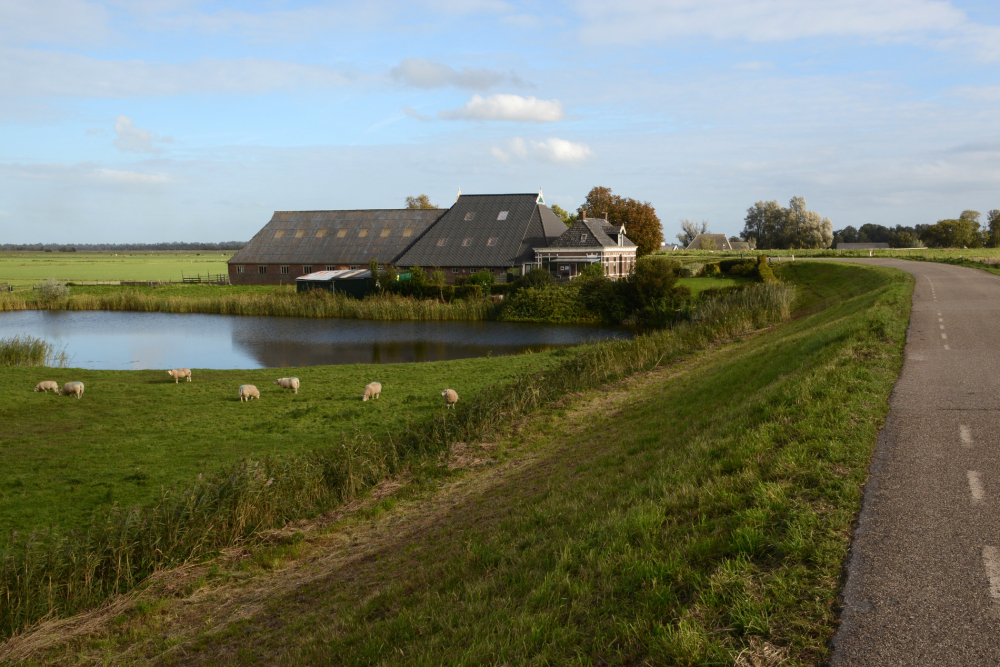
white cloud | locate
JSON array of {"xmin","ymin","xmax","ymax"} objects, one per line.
[
  {"xmin": 439, "ymin": 94, "xmax": 563, "ymax": 122},
  {"xmin": 0, "ymin": 0, "xmax": 114, "ymax": 47},
  {"xmin": 113, "ymin": 116, "xmax": 173, "ymax": 154},
  {"xmin": 402, "ymin": 105, "xmax": 432, "ymax": 121},
  {"xmin": 530, "ymin": 138, "xmax": 595, "ymax": 164},
  {"xmin": 491, "ymin": 137, "xmax": 593, "ymax": 164},
  {"xmin": 0, "ymin": 49, "xmax": 356, "ymax": 98},
  {"xmin": 391, "ymin": 57, "xmax": 523, "ymax": 90}
]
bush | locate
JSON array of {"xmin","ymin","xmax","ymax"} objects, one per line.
[
  {"xmin": 490, "ymin": 283, "xmax": 511, "ymax": 296},
  {"xmin": 499, "ymin": 285, "xmax": 592, "ymax": 323},
  {"xmin": 704, "ymin": 262, "xmax": 721, "ymax": 278},
  {"xmin": 757, "ymin": 255, "xmax": 777, "ymax": 283},
  {"xmin": 455, "ymin": 284, "xmax": 483, "ymax": 300},
  {"xmin": 580, "ymin": 263, "xmax": 605, "ymax": 279},
  {"xmin": 680, "ymin": 263, "xmax": 704, "ymax": 278},
  {"xmin": 512, "ymin": 268, "xmax": 555, "ymax": 293},
  {"xmin": 35, "ymin": 276, "xmax": 69, "ymax": 300},
  {"xmin": 467, "ymin": 270, "xmax": 496, "ymax": 289}
]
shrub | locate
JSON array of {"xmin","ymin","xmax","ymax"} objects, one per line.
[
  {"xmin": 704, "ymin": 262, "xmax": 721, "ymax": 278},
  {"xmin": 455, "ymin": 284, "xmax": 483, "ymax": 300},
  {"xmin": 467, "ymin": 270, "xmax": 496, "ymax": 289},
  {"xmin": 499, "ymin": 284, "xmax": 592, "ymax": 323},
  {"xmin": 35, "ymin": 277, "xmax": 69, "ymax": 300},
  {"xmin": 757, "ymin": 255, "xmax": 777, "ymax": 283},
  {"xmin": 680, "ymin": 263, "xmax": 704, "ymax": 278},
  {"xmin": 512, "ymin": 268, "xmax": 555, "ymax": 293},
  {"xmin": 580, "ymin": 263, "xmax": 605, "ymax": 278}
]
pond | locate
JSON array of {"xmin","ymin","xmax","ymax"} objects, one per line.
[{"xmin": 0, "ymin": 311, "xmax": 632, "ymax": 369}]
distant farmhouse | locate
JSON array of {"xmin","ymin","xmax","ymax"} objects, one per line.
[
  {"xmin": 686, "ymin": 234, "xmax": 749, "ymax": 251},
  {"xmin": 836, "ymin": 242, "xmax": 889, "ymax": 250},
  {"xmin": 228, "ymin": 191, "xmax": 638, "ymax": 285}
]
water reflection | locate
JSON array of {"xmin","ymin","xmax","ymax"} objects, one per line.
[{"xmin": 0, "ymin": 310, "xmax": 631, "ymax": 370}]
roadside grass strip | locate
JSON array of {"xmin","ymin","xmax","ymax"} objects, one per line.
[
  {"xmin": 162, "ymin": 262, "xmax": 906, "ymax": 665},
  {"xmin": 0, "ymin": 282, "xmax": 795, "ymax": 643}
]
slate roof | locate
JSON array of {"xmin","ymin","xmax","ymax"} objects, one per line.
[
  {"xmin": 543, "ymin": 217, "xmax": 636, "ymax": 249},
  {"xmin": 228, "ymin": 209, "xmax": 444, "ymax": 266},
  {"xmin": 396, "ymin": 193, "xmax": 568, "ymax": 268}
]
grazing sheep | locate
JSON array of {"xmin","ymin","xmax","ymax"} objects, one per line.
[
  {"xmin": 59, "ymin": 382, "xmax": 84, "ymax": 399},
  {"xmin": 362, "ymin": 382, "xmax": 382, "ymax": 401},
  {"xmin": 274, "ymin": 377, "xmax": 300, "ymax": 394},
  {"xmin": 442, "ymin": 389, "xmax": 458, "ymax": 409},
  {"xmin": 238, "ymin": 385, "xmax": 260, "ymax": 402},
  {"xmin": 166, "ymin": 368, "xmax": 192, "ymax": 383},
  {"xmin": 34, "ymin": 381, "xmax": 59, "ymax": 393}
]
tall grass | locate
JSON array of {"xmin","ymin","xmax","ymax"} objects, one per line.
[
  {"xmin": 0, "ymin": 335, "xmax": 69, "ymax": 368},
  {"xmin": 0, "ymin": 282, "xmax": 794, "ymax": 640},
  {"xmin": 0, "ymin": 289, "xmax": 500, "ymax": 321}
]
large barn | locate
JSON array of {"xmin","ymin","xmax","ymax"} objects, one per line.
[
  {"xmin": 228, "ymin": 191, "xmax": 638, "ymax": 285},
  {"xmin": 227, "ymin": 209, "xmax": 444, "ymax": 285}
]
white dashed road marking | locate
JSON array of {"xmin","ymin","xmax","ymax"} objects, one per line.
[
  {"xmin": 984, "ymin": 547, "xmax": 1000, "ymax": 599},
  {"xmin": 961, "ymin": 425, "xmax": 973, "ymax": 447},
  {"xmin": 968, "ymin": 471, "xmax": 985, "ymax": 503}
]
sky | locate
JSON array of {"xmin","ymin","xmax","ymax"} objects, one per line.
[{"xmin": 2, "ymin": 0, "xmax": 1000, "ymax": 244}]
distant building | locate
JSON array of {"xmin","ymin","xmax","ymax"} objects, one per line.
[
  {"xmin": 661, "ymin": 243, "xmax": 682, "ymax": 251},
  {"xmin": 686, "ymin": 234, "xmax": 742, "ymax": 251},
  {"xmin": 836, "ymin": 242, "xmax": 890, "ymax": 250},
  {"xmin": 228, "ymin": 209, "xmax": 443, "ymax": 285},
  {"xmin": 533, "ymin": 210, "xmax": 636, "ymax": 280},
  {"xmin": 395, "ymin": 191, "xmax": 568, "ymax": 282}
]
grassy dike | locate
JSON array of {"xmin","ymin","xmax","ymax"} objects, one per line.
[
  {"xmin": 0, "ymin": 262, "xmax": 910, "ymax": 664},
  {"xmin": 174, "ymin": 262, "xmax": 905, "ymax": 666}
]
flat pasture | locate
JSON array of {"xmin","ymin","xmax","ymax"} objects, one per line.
[
  {"xmin": 0, "ymin": 251, "xmax": 233, "ymax": 286},
  {"xmin": 0, "ymin": 351, "xmax": 563, "ymax": 537}
]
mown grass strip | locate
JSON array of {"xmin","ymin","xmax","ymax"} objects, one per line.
[{"xmin": 0, "ymin": 282, "xmax": 794, "ymax": 641}]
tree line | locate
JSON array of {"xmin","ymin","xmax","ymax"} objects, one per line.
[{"xmin": 739, "ymin": 197, "xmax": 833, "ymax": 250}]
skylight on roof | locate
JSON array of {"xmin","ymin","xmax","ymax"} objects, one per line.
[
  {"xmin": 358, "ymin": 229, "xmax": 368, "ymax": 237},
  {"xmin": 295, "ymin": 230, "xmax": 305, "ymax": 238},
  {"xmin": 464, "ymin": 212, "xmax": 475, "ymax": 221},
  {"xmin": 316, "ymin": 229, "xmax": 326, "ymax": 238},
  {"xmin": 462, "ymin": 238, "xmax": 472, "ymax": 246},
  {"xmin": 403, "ymin": 228, "xmax": 413, "ymax": 237},
  {"xmin": 437, "ymin": 238, "xmax": 448, "ymax": 246},
  {"xmin": 337, "ymin": 229, "xmax": 347, "ymax": 238},
  {"xmin": 497, "ymin": 211, "xmax": 508, "ymax": 221},
  {"xmin": 380, "ymin": 229, "xmax": 390, "ymax": 238},
  {"xmin": 487, "ymin": 237, "xmax": 497, "ymax": 246},
  {"xmin": 274, "ymin": 230, "xmax": 284, "ymax": 238}
]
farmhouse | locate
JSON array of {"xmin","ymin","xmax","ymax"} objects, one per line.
[
  {"xmin": 533, "ymin": 211, "xmax": 637, "ymax": 280},
  {"xmin": 395, "ymin": 192, "xmax": 569, "ymax": 282},
  {"xmin": 228, "ymin": 209, "xmax": 444, "ymax": 285},
  {"xmin": 229, "ymin": 191, "xmax": 639, "ymax": 285},
  {"xmin": 686, "ymin": 234, "xmax": 748, "ymax": 251}
]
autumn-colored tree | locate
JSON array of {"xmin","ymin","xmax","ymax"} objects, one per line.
[
  {"xmin": 579, "ymin": 186, "xmax": 663, "ymax": 257},
  {"xmin": 405, "ymin": 194, "xmax": 437, "ymax": 209}
]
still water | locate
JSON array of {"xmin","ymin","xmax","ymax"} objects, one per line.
[{"xmin": 0, "ymin": 311, "xmax": 631, "ymax": 369}]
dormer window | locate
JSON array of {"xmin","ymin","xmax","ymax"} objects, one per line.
[{"xmin": 581, "ymin": 233, "xmax": 588, "ymax": 242}]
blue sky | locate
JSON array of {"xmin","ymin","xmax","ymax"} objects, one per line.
[{"xmin": 2, "ymin": 0, "xmax": 1000, "ymax": 244}]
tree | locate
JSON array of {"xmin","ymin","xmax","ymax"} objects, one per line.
[
  {"xmin": 405, "ymin": 195, "xmax": 437, "ymax": 209},
  {"xmin": 740, "ymin": 200, "xmax": 784, "ymax": 249},
  {"xmin": 987, "ymin": 210, "xmax": 1000, "ymax": 248},
  {"xmin": 581, "ymin": 186, "xmax": 664, "ymax": 257},
  {"xmin": 550, "ymin": 204, "xmax": 578, "ymax": 226},
  {"xmin": 700, "ymin": 236, "xmax": 718, "ymax": 251},
  {"xmin": 677, "ymin": 219, "xmax": 709, "ymax": 247},
  {"xmin": 960, "ymin": 210, "xmax": 985, "ymax": 247},
  {"xmin": 920, "ymin": 218, "xmax": 979, "ymax": 248}
]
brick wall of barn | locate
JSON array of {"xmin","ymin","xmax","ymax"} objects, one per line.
[{"xmin": 228, "ymin": 263, "xmax": 355, "ymax": 285}]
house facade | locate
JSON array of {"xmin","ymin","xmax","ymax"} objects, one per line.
[{"xmin": 533, "ymin": 211, "xmax": 637, "ymax": 280}]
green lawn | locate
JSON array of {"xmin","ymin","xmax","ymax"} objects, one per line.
[
  {"xmin": 0, "ymin": 351, "xmax": 564, "ymax": 537},
  {"xmin": 0, "ymin": 251, "xmax": 233, "ymax": 286},
  {"xmin": 677, "ymin": 275, "xmax": 750, "ymax": 296}
]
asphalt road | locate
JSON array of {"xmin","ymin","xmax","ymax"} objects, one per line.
[{"xmin": 824, "ymin": 258, "xmax": 1000, "ymax": 665}]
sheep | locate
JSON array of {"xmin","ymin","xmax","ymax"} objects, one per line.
[
  {"xmin": 59, "ymin": 382, "xmax": 84, "ymax": 399},
  {"xmin": 442, "ymin": 389, "xmax": 458, "ymax": 409},
  {"xmin": 33, "ymin": 381, "xmax": 59, "ymax": 393},
  {"xmin": 238, "ymin": 385, "xmax": 260, "ymax": 402},
  {"xmin": 166, "ymin": 368, "xmax": 192, "ymax": 383},
  {"xmin": 274, "ymin": 377, "xmax": 300, "ymax": 394},
  {"xmin": 362, "ymin": 382, "xmax": 382, "ymax": 401}
]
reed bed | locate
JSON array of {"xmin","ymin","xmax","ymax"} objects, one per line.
[
  {"xmin": 0, "ymin": 282, "xmax": 794, "ymax": 640},
  {"xmin": 0, "ymin": 289, "xmax": 500, "ymax": 321},
  {"xmin": 0, "ymin": 335, "xmax": 69, "ymax": 368}
]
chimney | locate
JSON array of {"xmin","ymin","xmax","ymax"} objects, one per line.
[
  {"xmin": 601, "ymin": 212, "xmax": 608, "ymax": 221},
  {"xmin": 580, "ymin": 208, "xmax": 587, "ymax": 221}
]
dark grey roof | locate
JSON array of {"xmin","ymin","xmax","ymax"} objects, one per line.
[
  {"xmin": 836, "ymin": 242, "xmax": 890, "ymax": 249},
  {"xmin": 228, "ymin": 209, "xmax": 444, "ymax": 266},
  {"xmin": 396, "ymin": 194, "xmax": 568, "ymax": 268},
  {"xmin": 686, "ymin": 234, "xmax": 733, "ymax": 251},
  {"xmin": 543, "ymin": 217, "xmax": 636, "ymax": 249}
]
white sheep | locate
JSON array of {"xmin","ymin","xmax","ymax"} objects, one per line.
[
  {"xmin": 274, "ymin": 377, "xmax": 300, "ymax": 394},
  {"xmin": 34, "ymin": 381, "xmax": 59, "ymax": 393},
  {"xmin": 59, "ymin": 382, "xmax": 84, "ymax": 399},
  {"xmin": 442, "ymin": 389, "xmax": 458, "ymax": 408},
  {"xmin": 238, "ymin": 385, "xmax": 260, "ymax": 402},
  {"xmin": 362, "ymin": 382, "xmax": 382, "ymax": 401},
  {"xmin": 166, "ymin": 368, "xmax": 192, "ymax": 383}
]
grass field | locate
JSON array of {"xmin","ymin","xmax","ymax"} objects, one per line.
[
  {"xmin": 0, "ymin": 351, "xmax": 564, "ymax": 538},
  {"xmin": 0, "ymin": 252, "xmax": 232, "ymax": 286},
  {"xmin": 0, "ymin": 261, "xmax": 914, "ymax": 664}
]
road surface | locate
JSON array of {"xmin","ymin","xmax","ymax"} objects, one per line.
[{"xmin": 825, "ymin": 258, "xmax": 1000, "ymax": 665}]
